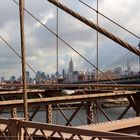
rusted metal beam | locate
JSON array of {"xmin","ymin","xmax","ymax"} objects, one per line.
[
  {"xmin": 127, "ymin": 95, "xmax": 137, "ymax": 111},
  {"xmin": 79, "ymin": 117, "xmax": 140, "ymax": 134},
  {"xmin": 66, "ymin": 104, "xmax": 86, "ymax": 125},
  {"xmin": 94, "ymin": 100, "xmax": 112, "ymax": 121},
  {"xmin": 29, "ymin": 106, "xmax": 41, "ymax": 121},
  {"xmin": 18, "ymin": 119, "xmax": 140, "ymax": 140},
  {"xmin": 132, "ymin": 94, "xmax": 140, "ymax": 117},
  {"xmin": 1, "ymin": 83, "xmax": 140, "ymax": 89},
  {"xmin": 117, "ymin": 104, "xmax": 131, "ymax": 120},
  {"xmin": 65, "ymin": 102, "xmax": 84, "ymax": 126},
  {"xmin": 56, "ymin": 104, "xmax": 72, "ymax": 126},
  {"xmin": 0, "ymin": 90, "xmax": 46, "ymax": 96},
  {"xmin": 47, "ymin": 0, "xmax": 140, "ymax": 56},
  {"xmin": 19, "ymin": 0, "xmax": 28, "ymax": 120},
  {"xmin": 0, "ymin": 117, "xmax": 140, "ymax": 139},
  {"xmin": 0, "ymin": 91, "xmax": 137, "ymax": 109}
]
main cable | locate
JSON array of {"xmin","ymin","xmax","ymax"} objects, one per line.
[
  {"xmin": 78, "ymin": 0, "xmax": 140, "ymax": 40},
  {"xmin": 47, "ymin": 0, "xmax": 140, "ymax": 56}
]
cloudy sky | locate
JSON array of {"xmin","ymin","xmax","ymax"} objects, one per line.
[{"xmin": 0, "ymin": 0, "xmax": 140, "ymax": 79}]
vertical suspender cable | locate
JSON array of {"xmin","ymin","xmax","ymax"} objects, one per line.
[
  {"xmin": 96, "ymin": 0, "xmax": 99, "ymax": 83},
  {"xmin": 19, "ymin": 0, "xmax": 28, "ymax": 120},
  {"xmin": 56, "ymin": 0, "xmax": 59, "ymax": 124},
  {"xmin": 96, "ymin": 0, "xmax": 99, "ymax": 123},
  {"xmin": 47, "ymin": 0, "xmax": 140, "ymax": 56},
  {"xmin": 56, "ymin": 1, "xmax": 59, "ymax": 87}
]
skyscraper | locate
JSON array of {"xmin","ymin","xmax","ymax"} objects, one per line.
[
  {"xmin": 69, "ymin": 57, "xmax": 73, "ymax": 73},
  {"xmin": 68, "ymin": 58, "xmax": 74, "ymax": 82},
  {"xmin": 127, "ymin": 59, "xmax": 131, "ymax": 73}
]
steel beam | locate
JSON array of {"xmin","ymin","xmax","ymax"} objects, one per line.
[
  {"xmin": 65, "ymin": 102, "xmax": 84, "ymax": 126},
  {"xmin": 56, "ymin": 104, "xmax": 72, "ymax": 126},
  {"xmin": 94, "ymin": 100, "xmax": 111, "ymax": 121},
  {"xmin": 19, "ymin": 0, "xmax": 28, "ymax": 120},
  {"xmin": 0, "ymin": 91, "xmax": 137, "ymax": 109},
  {"xmin": 19, "ymin": 119, "xmax": 140, "ymax": 140},
  {"xmin": 1, "ymin": 83, "xmax": 140, "ymax": 89},
  {"xmin": 29, "ymin": 106, "xmax": 41, "ymax": 121},
  {"xmin": 117, "ymin": 104, "xmax": 131, "ymax": 120},
  {"xmin": 0, "ymin": 90, "xmax": 46, "ymax": 96},
  {"xmin": 78, "ymin": 117, "xmax": 140, "ymax": 134}
]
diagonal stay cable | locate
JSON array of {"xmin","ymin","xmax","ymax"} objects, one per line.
[
  {"xmin": 79, "ymin": 0, "xmax": 140, "ymax": 40},
  {"xmin": 0, "ymin": 35, "xmax": 46, "ymax": 83},
  {"xmin": 78, "ymin": 0, "xmax": 140, "ymax": 74},
  {"xmin": 13, "ymin": 0, "xmax": 118, "ymax": 85},
  {"xmin": 47, "ymin": 0, "xmax": 140, "ymax": 56}
]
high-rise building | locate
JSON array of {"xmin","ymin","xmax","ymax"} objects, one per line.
[
  {"xmin": 127, "ymin": 59, "xmax": 131, "ymax": 73},
  {"xmin": 68, "ymin": 58, "xmax": 74, "ymax": 82},
  {"xmin": 114, "ymin": 67, "xmax": 122, "ymax": 74},
  {"xmin": 69, "ymin": 57, "xmax": 73, "ymax": 73},
  {"xmin": 10, "ymin": 76, "xmax": 16, "ymax": 83},
  {"xmin": 26, "ymin": 71, "xmax": 30, "ymax": 83},
  {"xmin": 26, "ymin": 71, "xmax": 30, "ymax": 78},
  {"xmin": 1, "ymin": 77, "xmax": 5, "ymax": 83}
]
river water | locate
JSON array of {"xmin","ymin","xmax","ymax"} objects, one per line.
[{"xmin": 1, "ymin": 107, "xmax": 136, "ymax": 126}]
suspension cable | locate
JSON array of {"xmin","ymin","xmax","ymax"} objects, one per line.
[
  {"xmin": 96, "ymin": 0, "xmax": 99, "ymax": 83},
  {"xmin": 108, "ymin": 52, "xmax": 131, "ymax": 68},
  {"xmin": 47, "ymin": 0, "xmax": 140, "ymax": 56},
  {"xmin": 108, "ymin": 44, "xmax": 140, "ymax": 71},
  {"xmin": 13, "ymin": 0, "xmax": 118, "ymax": 84},
  {"xmin": 78, "ymin": 0, "xmax": 140, "ymax": 40},
  {"xmin": 79, "ymin": 0, "xmax": 140, "ymax": 74}
]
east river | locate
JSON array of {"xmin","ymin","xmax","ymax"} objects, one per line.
[{"xmin": 1, "ymin": 107, "xmax": 136, "ymax": 126}]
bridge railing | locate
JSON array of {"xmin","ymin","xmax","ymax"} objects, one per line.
[{"xmin": 0, "ymin": 117, "xmax": 140, "ymax": 140}]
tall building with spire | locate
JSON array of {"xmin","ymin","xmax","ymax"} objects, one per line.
[
  {"xmin": 69, "ymin": 57, "xmax": 73, "ymax": 73},
  {"xmin": 68, "ymin": 58, "xmax": 74, "ymax": 82}
]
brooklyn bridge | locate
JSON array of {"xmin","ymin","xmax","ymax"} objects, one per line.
[{"xmin": 0, "ymin": 0, "xmax": 140, "ymax": 139}]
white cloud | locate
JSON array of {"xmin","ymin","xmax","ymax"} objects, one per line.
[{"xmin": 35, "ymin": 10, "xmax": 55, "ymax": 28}]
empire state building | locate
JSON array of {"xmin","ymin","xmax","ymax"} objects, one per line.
[{"xmin": 69, "ymin": 58, "xmax": 73, "ymax": 73}]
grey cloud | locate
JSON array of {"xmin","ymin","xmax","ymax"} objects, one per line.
[{"xmin": 0, "ymin": 0, "xmax": 140, "ymax": 79}]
